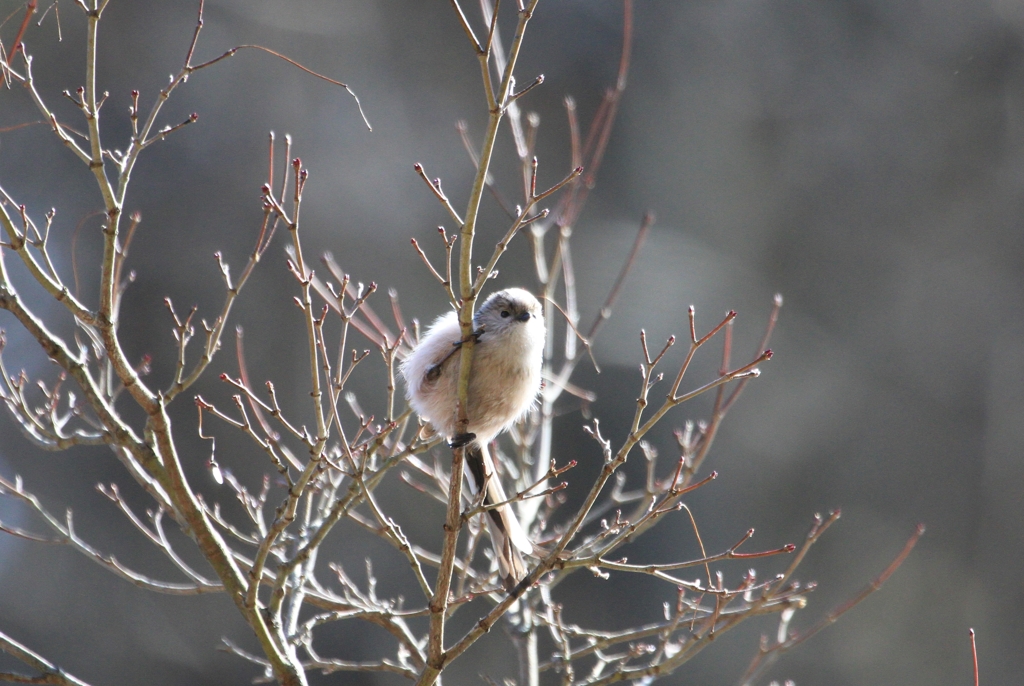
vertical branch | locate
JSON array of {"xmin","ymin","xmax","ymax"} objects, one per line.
[
  {"xmin": 422, "ymin": 4, "xmax": 542, "ymax": 685},
  {"xmin": 83, "ymin": 2, "xmax": 116, "ymax": 212},
  {"xmin": 456, "ymin": 0, "xmax": 541, "ymax": 308},
  {"xmin": 520, "ymin": 212, "xmax": 650, "ymax": 529},
  {"xmin": 65, "ymin": 1, "xmax": 157, "ymax": 416},
  {"xmin": 970, "ymin": 629, "xmax": 980, "ymax": 686},
  {"xmin": 283, "ymin": 159, "xmax": 329, "ymax": 458},
  {"xmin": 518, "ymin": 1, "xmax": 636, "ymax": 540},
  {"xmin": 420, "ymin": 442, "xmax": 466, "ymax": 685},
  {"xmin": 82, "ymin": 3, "xmax": 131, "ymax": 409}
]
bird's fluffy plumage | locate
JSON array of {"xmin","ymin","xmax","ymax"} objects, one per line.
[{"xmin": 402, "ymin": 287, "xmax": 544, "ymax": 441}]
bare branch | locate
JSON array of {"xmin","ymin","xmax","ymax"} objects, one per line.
[{"xmin": 0, "ymin": 629, "xmax": 92, "ymax": 686}]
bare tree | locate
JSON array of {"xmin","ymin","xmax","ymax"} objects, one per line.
[{"xmin": 0, "ymin": 2, "xmax": 922, "ymax": 685}]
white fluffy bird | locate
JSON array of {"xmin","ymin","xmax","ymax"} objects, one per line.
[{"xmin": 401, "ymin": 288, "xmax": 545, "ymax": 590}]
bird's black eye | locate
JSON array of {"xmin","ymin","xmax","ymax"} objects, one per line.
[{"xmin": 500, "ymin": 310, "xmax": 510, "ymax": 318}]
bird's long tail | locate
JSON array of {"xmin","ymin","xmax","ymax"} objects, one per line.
[{"xmin": 465, "ymin": 441, "xmax": 533, "ymax": 591}]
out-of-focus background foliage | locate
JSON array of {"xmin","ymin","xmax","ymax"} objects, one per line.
[{"xmin": 1, "ymin": 1, "xmax": 1021, "ymax": 684}]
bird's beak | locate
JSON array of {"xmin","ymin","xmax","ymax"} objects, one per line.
[{"xmin": 516, "ymin": 311, "xmax": 532, "ymax": 322}]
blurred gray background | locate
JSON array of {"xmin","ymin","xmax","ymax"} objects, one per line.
[{"xmin": 1, "ymin": 0, "xmax": 1022, "ymax": 684}]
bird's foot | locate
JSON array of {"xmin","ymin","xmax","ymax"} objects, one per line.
[
  {"xmin": 451, "ymin": 328, "xmax": 484, "ymax": 348},
  {"xmin": 448, "ymin": 432, "xmax": 477, "ymax": 449}
]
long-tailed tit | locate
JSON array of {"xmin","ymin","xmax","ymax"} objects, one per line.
[{"xmin": 402, "ymin": 288, "xmax": 544, "ymax": 590}]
